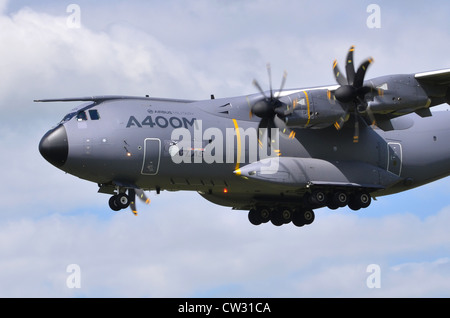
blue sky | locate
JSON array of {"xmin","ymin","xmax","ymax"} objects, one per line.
[{"xmin": 1, "ymin": 0, "xmax": 450, "ymax": 297}]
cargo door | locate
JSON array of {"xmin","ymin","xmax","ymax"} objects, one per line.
[{"xmin": 387, "ymin": 142, "xmax": 402, "ymax": 176}]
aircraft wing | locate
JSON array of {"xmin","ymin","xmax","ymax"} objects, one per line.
[
  {"xmin": 34, "ymin": 95, "xmax": 196, "ymax": 104},
  {"xmin": 367, "ymin": 69, "xmax": 450, "ymax": 130},
  {"xmin": 415, "ymin": 68, "xmax": 450, "ymax": 86},
  {"xmin": 415, "ymin": 68, "xmax": 450, "ymax": 106}
]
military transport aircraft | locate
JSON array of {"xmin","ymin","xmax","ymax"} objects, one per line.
[{"xmin": 37, "ymin": 46, "xmax": 450, "ymax": 227}]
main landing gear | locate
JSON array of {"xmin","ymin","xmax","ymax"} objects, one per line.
[
  {"xmin": 248, "ymin": 190, "xmax": 372, "ymax": 227},
  {"xmin": 248, "ymin": 207, "xmax": 315, "ymax": 227}
]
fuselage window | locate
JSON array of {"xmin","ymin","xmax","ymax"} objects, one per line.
[{"xmin": 89, "ymin": 109, "xmax": 100, "ymax": 120}]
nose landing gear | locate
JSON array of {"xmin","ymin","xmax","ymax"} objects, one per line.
[
  {"xmin": 109, "ymin": 193, "xmax": 131, "ymax": 211},
  {"xmin": 108, "ymin": 188, "xmax": 150, "ymax": 215}
]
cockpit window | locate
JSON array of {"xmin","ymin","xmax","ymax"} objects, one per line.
[
  {"xmin": 77, "ymin": 111, "xmax": 88, "ymax": 121},
  {"xmin": 60, "ymin": 112, "xmax": 76, "ymax": 124},
  {"xmin": 89, "ymin": 109, "xmax": 100, "ymax": 120},
  {"xmin": 57, "ymin": 103, "xmax": 100, "ymax": 125}
]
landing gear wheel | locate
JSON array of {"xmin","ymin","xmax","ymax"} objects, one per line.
[
  {"xmin": 116, "ymin": 193, "xmax": 131, "ymax": 209},
  {"xmin": 309, "ymin": 190, "xmax": 327, "ymax": 206},
  {"xmin": 327, "ymin": 200, "xmax": 339, "ymax": 210},
  {"xmin": 248, "ymin": 207, "xmax": 271, "ymax": 226},
  {"xmin": 292, "ymin": 209, "xmax": 315, "ymax": 227},
  {"xmin": 248, "ymin": 209, "xmax": 262, "ymax": 226},
  {"xmin": 348, "ymin": 192, "xmax": 371, "ymax": 210},
  {"xmin": 303, "ymin": 210, "xmax": 315, "ymax": 225},
  {"xmin": 281, "ymin": 208, "xmax": 292, "ymax": 224},
  {"xmin": 109, "ymin": 195, "xmax": 122, "ymax": 211},
  {"xmin": 333, "ymin": 191, "xmax": 349, "ymax": 207},
  {"xmin": 109, "ymin": 194, "xmax": 131, "ymax": 211},
  {"xmin": 270, "ymin": 208, "xmax": 284, "ymax": 226},
  {"xmin": 259, "ymin": 208, "xmax": 271, "ymax": 224},
  {"xmin": 292, "ymin": 210, "xmax": 305, "ymax": 227},
  {"xmin": 249, "ymin": 206, "xmax": 314, "ymax": 227},
  {"xmin": 359, "ymin": 192, "xmax": 371, "ymax": 208}
]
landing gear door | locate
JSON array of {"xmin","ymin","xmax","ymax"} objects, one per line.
[
  {"xmin": 387, "ymin": 142, "xmax": 402, "ymax": 176},
  {"xmin": 141, "ymin": 138, "xmax": 161, "ymax": 175}
]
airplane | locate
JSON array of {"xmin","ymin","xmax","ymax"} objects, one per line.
[{"xmin": 37, "ymin": 46, "xmax": 450, "ymax": 227}]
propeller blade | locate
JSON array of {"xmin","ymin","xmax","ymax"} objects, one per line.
[
  {"xmin": 345, "ymin": 46, "xmax": 356, "ymax": 85},
  {"xmin": 354, "ymin": 57, "xmax": 374, "ymax": 88},
  {"xmin": 136, "ymin": 188, "xmax": 150, "ymax": 204},
  {"xmin": 246, "ymin": 96, "xmax": 253, "ymax": 119},
  {"xmin": 334, "ymin": 116, "xmax": 346, "ymax": 131},
  {"xmin": 267, "ymin": 117, "xmax": 274, "ymax": 145},
  {"xmin": 274, "ymin": 115, "xmax": 296, "ymax": 140},
  {"xmin": 257, "ymin": 117, "xmax": 279, "ymax": 148},
  {"xmin": 128, "ymin": 188, "xmax": 138, "ymax": 216},
  {"xmin": 277, "ymin": 70, "xmax": 288, "ymax": 98},
  {"xmin": 332, "ymin": 47, "xmax": 378, "ymax": 141},
  {"xmin": 267, "ymin": 63, "xmax": 273, "ymax": 100},
  {"xmin": 353, "ymin": 109, "xmax": 359, "ymax": 143},
  {"xmin": 366, "ymin": 105, "xmax": 377, "ymax": 127},
  {"xmin": 356, "ymin": 95, "xmax": 377, "ymax": 127},
  {"xmin": 251, "ymin": 64, "xmax": 290, "ymax": 148},
  {"xmin": 257, "ymin": 117, "xmax": 269, "ymax": 147},
  {"xmin": 333, "ymin": 59, "xmax": 347, "ymax": 86},
  {"xmin": 128, "ymin": 188, "xmax": 150, "ymax": 216},
  {"xmin": 252, "ymin": 79, "xmax": 268, "ymax": 99}
]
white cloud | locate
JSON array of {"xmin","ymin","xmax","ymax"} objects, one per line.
[
  {"xmin": 0, "ymin": 0, "xmax": 7, "ymax": 14},
  {"xmin": 1, "ymin": 0, "xmax": 450, "ymax": 298},
  {"xmin": 1, "ymin": 200, "xmax": 450, "ymax": 297},
  {"xmin": 385, "ymin": 258, "xmax": 450, "ymax": 297}
]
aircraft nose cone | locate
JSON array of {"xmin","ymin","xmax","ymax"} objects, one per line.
[{"xmin": 39, "ymin": 125, "xmax": 68, "ymax": 168}]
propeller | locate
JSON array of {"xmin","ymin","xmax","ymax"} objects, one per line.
[
  {"xmin": 250, "ymin": 64, "xmax": 292, "ymax": 145},
  {"xmin": 332, "ymin": 46, "xmax": 378, "ymax": 142},
  {"xmin": 128, "ymin": 188, "xmax": 150, "ymax": 216}
]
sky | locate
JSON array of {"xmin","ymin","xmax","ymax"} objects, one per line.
[{"xmin": 1, "ymin": 0, "xmax": 450, "ymax": 297}]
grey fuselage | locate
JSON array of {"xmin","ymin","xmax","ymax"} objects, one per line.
[{"xmin": 40, "ymin": 86, "xmax": 450, "ymax": 211}]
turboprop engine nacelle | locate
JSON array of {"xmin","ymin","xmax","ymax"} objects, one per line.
[{"xmin": 279, "ymin": 90, "xmax": 347, "ymax": 129}]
